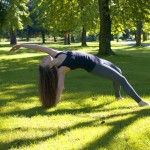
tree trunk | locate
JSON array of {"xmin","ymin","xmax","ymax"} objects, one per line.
[
  {"xmin": 135, "ymin": 21, "xmax": 142, "ymax": 46},
  {"xmin": 10, "ymin": 27, "xmax": 17, "ymax": 45},
  {"xmin": 64, "ymin": 32, "xmax": 68, "ymax": 44},
  {"xmin": 26, "ymin": 30, "xmax": 30, "ymax": 42},
  {"xmin": 54, "ymin": 36, "xmax": 57, "ymax": 42},
  {"xmin": 143, "ymin": 31, "xmax": 147, "ymax": 42},
  {"xmin": 97, "ymin": 0, "xmax": 114, "ymax": 56},
  {"xmin": 81, "ymin": 26, "xmax": 87, "ymax": 46},
  {"xmin": 71, "ymin": 35, "xmax": 75, "ymax": 43},
  {"xmin": 26, "ymin": 26, "xmax": 31, "ymax": 42},
  {"xmin": 68, "ymin": 33, "xmax": 70, "ymax": 45},
  {"xmin": 41, "ymin": 30, "xmax": 45, "ymax": 43},
  {"xmin": 26, "ymin": 36, "xmax": 30, "ymax": 42},
  {"xmin": 64, "ymin": 32, "xmax": 71, "ymax": 45}
]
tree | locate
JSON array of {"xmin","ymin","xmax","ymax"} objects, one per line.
[
  {"xmin": 0, "ymin": 1, "xmax": 8, "ymax": 31},
  {"xmin": 34, "ymin": 0, "xmax": 99, "ymax": 45},
  {"xmin": 111, "ymin": 0, "xmax": 150, "ymax": 46},
  {"xmin": 136, "ymin": 21, "xmax": 143, "ymax": 46},
  {"xmin": 26, "ymin": 0, "xmax": 50, "ymax": 43},
  {"xmin": 97, "ymin": 0, "xmax": 114, "ymax": 56},
  {"xmin": 35, "ymin": 0, "xmax": 79, "ymax": 44},
  {"xmin": 0, "ymin": 0, "xmax": 30, "ymax": 44},
  {"xmin": 78, "ymin": 0, "xmax": 99, "ymax": 46}
]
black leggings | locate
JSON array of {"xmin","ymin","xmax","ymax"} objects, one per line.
[{"xmin": 90, "ymin": 58, "xmax": 142, "ymax": 103}]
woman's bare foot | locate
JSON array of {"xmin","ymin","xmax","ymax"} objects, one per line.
[{"xmin": 138, "ymin": 101, "xmax": 150, "ymax": 107}]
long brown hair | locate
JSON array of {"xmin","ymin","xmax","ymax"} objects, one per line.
[{"xmin": 39, "ymin": 65, "xmax": 58, "ymax": 108}]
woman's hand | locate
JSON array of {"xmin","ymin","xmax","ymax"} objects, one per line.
[{"xmin": 10, "ymin": 44, "xmax": 22, "ymax": 51}]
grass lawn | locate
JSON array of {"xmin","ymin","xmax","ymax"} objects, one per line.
[{"xmin": 0, "ymin": 41, "xmax": 150, "ymax": 150}]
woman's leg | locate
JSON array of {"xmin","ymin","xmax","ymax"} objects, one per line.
[
  {"xmin": 100, "ymin": 59, "xmax": 122, "ymax": 99},
  {"xmin": 91, "ymin": 60, "xmax": 148, "ymax": 106}
]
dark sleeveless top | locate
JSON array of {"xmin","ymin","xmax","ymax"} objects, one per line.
[{"xmin": 55, "ymin": 51, "xmax": 99, "ymax": 72}]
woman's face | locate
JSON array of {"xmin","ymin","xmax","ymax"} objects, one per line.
[{"xmin": 40, "ymin": 56, "xmax": 53, "ymax": 68}]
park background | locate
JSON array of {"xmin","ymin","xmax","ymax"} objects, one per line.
[{"xmin": 0, "ymin": 0, "xmax": 150, "ymax": 150}]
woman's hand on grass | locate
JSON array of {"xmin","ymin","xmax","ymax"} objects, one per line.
[{"xmin": 10, "ymin": 44, "xmax": 21, "ymax": 51}]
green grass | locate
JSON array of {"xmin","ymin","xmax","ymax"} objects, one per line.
[{"xmin": 0, "ymin": 41, "xmax": 150, "ymax": 150}]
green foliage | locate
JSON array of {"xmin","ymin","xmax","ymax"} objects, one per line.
[
  {"xmin": 111, "ymin": 0, "xmax": 150, "ymax": 34},
  {"xmin": 33, "ymin": 0, "xmax": 99, "ymax": 34},
  {"xmin": 143, "ymin": 22, "xmax": 150, "ymax": 33},
  {"xmin": 0, "ymin": 1, "xmax": 8, "ymax": 30},
  {"xmin": 0, "ymin": 0, "xmax": 30, "ymax": 31}
]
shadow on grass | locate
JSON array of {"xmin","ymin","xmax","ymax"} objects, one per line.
[
  {"xmin": 0, "ymin": 100, "xmax": 113, "ymax": 117},
  {"xmin": 82, "ymin": 108, "xmax": 150, "ymax": 150},
  {"xmin": 1, "ymin": 105, "xmax": 149, "ymax": 149}
]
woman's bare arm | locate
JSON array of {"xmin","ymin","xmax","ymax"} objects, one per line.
[
  {"xmin": 10, "ymin": 44, "xmax": 60, "ymax": 57},
  {"xmin": 56, "ymin": 67, "xmax": 70, "ymax": 103},
  {"xmin": 56, "ymin": 69, "xmax": 65, "ymax": 103}
]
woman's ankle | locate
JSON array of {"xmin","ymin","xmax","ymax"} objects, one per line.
[{"xmin": 116, "ymin": 97, "xmax": 124, "ymax": 100}]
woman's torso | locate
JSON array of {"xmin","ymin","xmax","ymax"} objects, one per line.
[{"xmin": 55, "ymin": 51, "xmax": 99, "ymax": 72}]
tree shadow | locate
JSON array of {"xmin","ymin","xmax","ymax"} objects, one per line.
[
  {"xmin": 1, "ymin": 105, "xmax": 149, "ymax": 149},
  {"xmin": 81, "ymin": 108, "xmax": 150, "ymax": 149},
  {"xmin": 0, "ymin": 99, "xmax": 115, "ymax": 117}
]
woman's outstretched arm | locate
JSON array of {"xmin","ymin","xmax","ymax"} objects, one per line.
[{"xmin": 10, "ymin": 44, "xmax": 60, "ymax": 57}]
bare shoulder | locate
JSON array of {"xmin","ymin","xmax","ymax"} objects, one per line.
[
  {"xmin": 44, "ymin": 46, "xmax": 62, "ymax": 57},
  {"xmin": 49, "ymin": 49, "xmax": 61, "ymax": 57}
]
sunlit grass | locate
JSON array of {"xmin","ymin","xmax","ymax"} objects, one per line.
[{"xmin": 0, "ymin": 41, "xmax": 150, "ymax": 150}]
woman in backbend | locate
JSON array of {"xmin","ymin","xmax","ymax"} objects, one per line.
[{"xmin": 11, "ymin": 44, "xmax": 150, "ymax": 108}]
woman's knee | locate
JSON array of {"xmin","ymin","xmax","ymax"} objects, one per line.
[{"xmin": 118, "ymin": 76, "xmax": 127, "ymax": 84}]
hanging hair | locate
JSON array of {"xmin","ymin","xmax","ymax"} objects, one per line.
[{"xmin": 38, "ymin": 65, "xmax": 58, "ymax": 108}]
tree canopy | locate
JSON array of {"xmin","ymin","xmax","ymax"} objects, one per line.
[{"xmin": 0, "ymin": 0, "xmax": 150, "ymax": 54}]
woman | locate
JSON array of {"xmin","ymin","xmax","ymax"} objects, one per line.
[{"xmin": 11, "ymin": 44, "xmax": 149, "ymax": 108}]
